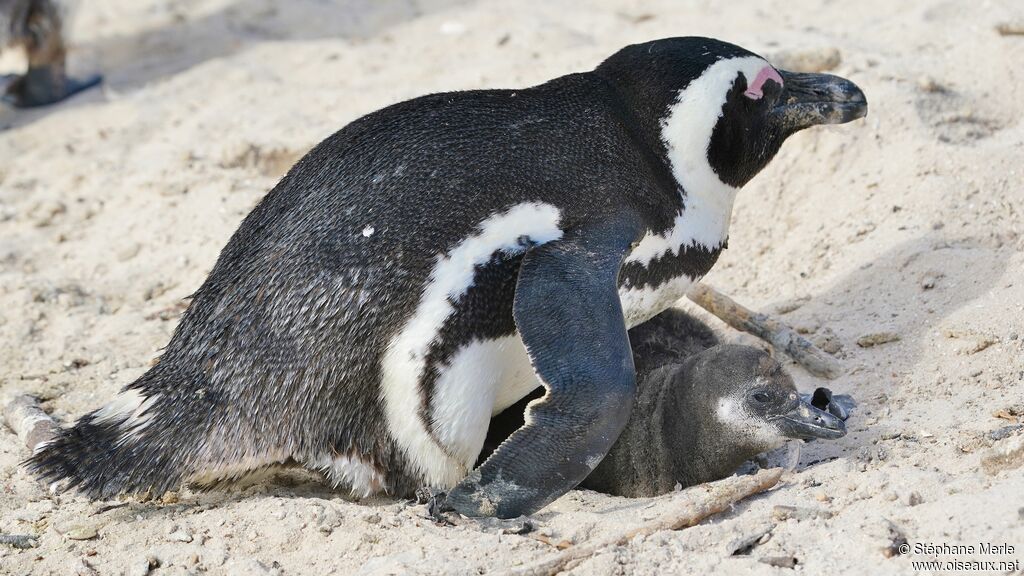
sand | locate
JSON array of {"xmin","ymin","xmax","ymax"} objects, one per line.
[{"xmin": 2, "ymin": 0, "xmax": 1023, "ymax": 574}]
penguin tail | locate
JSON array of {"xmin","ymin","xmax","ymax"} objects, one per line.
[{"xmin": 25, "ymin": 388, "xmax": 185, "ymax": 498}]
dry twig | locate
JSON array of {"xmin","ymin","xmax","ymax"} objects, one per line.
[
  {"xmin": 686, "ymin": 283, "xmax": 842, "ymax": 379},
  {"xmin": 506, "ymin": 468, "xmax": 783, "ymax": 576},
  {"xmin": 3, "ymin": 394, "xmax": 59, "ymax": 453}
]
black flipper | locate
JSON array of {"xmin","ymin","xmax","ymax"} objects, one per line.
[{"xmin": 446, "ymin": 215, "xmax": 641, "ymax": 518}]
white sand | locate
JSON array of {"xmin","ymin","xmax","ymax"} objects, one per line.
[{"xmin": 2, "ymin": 0, "xmax": 1023, "ymax": 574}]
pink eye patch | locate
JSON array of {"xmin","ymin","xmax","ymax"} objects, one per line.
[{"xmin": 743, "ymin": 66, "xmax": 784, "ymax": 100}]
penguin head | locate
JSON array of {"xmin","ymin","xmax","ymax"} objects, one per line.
[
  {"xmin": 595, "ymin": 37, "xmax": 867, "ymax": 189},
  {"xmin": 679, "ymin": 344, "xmax": 847, "ymax": 455}
]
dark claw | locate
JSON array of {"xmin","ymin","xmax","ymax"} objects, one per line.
[
  {"xmin": 414, "ymin": 487, "xmax": 456, "ymax": 525},
  {"xmin": 500, "ymin": 518, "xmax": 535, "ymax": 535},
  {"xmin": 3, "ymin": 66, "xmax": 102, "ymax": 108}
]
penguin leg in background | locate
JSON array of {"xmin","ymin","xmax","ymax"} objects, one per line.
[
  {"xmin": 446, "ymin": 216, "xmax": 641, "ymax": 519},
  {"xmin": 802, "ymin": 387, "xmax": 856, "ymax": 421},
  {"xmin": 2, "ymin": 0, "xmax": 101, "ymax": 108}
]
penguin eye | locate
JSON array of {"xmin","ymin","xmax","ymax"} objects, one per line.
[{"xmin": 752, "ymin": 392, "xmax": 771, "ymax": 403}]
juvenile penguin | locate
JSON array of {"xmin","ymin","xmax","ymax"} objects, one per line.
[
  {"xmin": 481, "ymin": 309, "xmax": 849, "ymax": 497},
  {"xmin": 591, "ymin": 309, "xmax": 849, "ymax": 497},
  {"xmin": 1, "ymin": 0, "xmax": 100, "ymax": 107},
  {"xmin": 28, "ymin": 37, "xmax": 867, "ymax": 518}
]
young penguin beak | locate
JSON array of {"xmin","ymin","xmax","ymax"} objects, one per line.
[
  {"xmin": 772, "ymin": 396, "xmax": 847, "ymax": 440},
  {"xmin": 773, "ymin": 70, "xmax": 868, "ymax": 133}
]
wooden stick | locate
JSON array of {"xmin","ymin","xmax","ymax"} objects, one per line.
[
  {"xmin": 506, "ymin": 468, "xmax": 783, "ymax": 576},
  {"xmin": 3, "ymin": 395, "xmax": 59, "ymax": 453},
  {"xmin": 686, "ymin": 283, "xmax": 843, "ymax": 379}
]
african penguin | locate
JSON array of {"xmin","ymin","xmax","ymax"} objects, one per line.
[
  {"xmin": 484, "ymin": 308, "xmax": 850, "ymax": 498},
  {"xmin": 1, "ymin": 0, "xmax": 100, "ymax": 107},
  {"xmin": 28, "ymin": 37, "xmax": 867, "ymax": 518}
]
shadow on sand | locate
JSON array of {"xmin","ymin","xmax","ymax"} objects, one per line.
[{"xmin": 1, "ymin": 0, "xmax": 469, "ymax": 130}]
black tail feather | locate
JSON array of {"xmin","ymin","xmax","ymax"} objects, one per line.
[{"xmin": 25, "ymin": 414, "xmax": 184, "ymax": 499}]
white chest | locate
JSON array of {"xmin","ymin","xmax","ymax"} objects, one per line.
[{"xmin": 618, "ymin": 274, "xmax": 698, "ymax": 328}]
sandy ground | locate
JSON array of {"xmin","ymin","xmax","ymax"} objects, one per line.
[{"xmin": 2, "ymin": 0, "xmax": 1024, "ymax": 574}]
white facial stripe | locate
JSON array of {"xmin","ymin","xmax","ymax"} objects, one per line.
[
  {"xmin": 381, "ymin": 202, "xmax": 562, "ymax": 487},
  {"xmin": 627, "ymin": 55, "xmax": 769, "ymax": 266},
  {"xmin": 93, "ymin": 389, "xmax": 160, "ymax": 440},
  {"xmin": 715, "ymin": 391, "xmax": 786, "ymax": 449}
]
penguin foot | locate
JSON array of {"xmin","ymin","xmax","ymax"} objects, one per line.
[
  {"xmin": 3, "ymin": 66, "xmax": 101, "ymax": 108},
  {"xmin": 414, "ymin": 487, "xmax": 457, "ymax": 525},
  {"xmin": 806, "ymin": 387, "xmax": 856, "ymax": 421}
]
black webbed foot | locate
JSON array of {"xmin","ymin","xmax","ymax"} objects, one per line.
[
  {"xmin": 805, "ymin": 387, "xmax": 856, "ymax": 421},
  {"xmin": 3, "ymin": 66, "xmax": 101, "ymax": 108},
  {"xmin": 414, "ymin": 486, "xmax": 456, "ymax": 525}
]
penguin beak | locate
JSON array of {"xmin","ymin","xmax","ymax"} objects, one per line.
[
  {"xmin": 773, "ymin": 70, "xmax": 868, "ymax": 133},
  {"xmin": 772, "ymin": 398, "xmax": 847, "ymax": 440}
]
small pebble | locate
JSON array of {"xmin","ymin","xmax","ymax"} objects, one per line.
[
  {"xmin": 856, "ymin": 332, "xmax": 900, "ymax": 348},
  {"xmin": 917, "ymin": 76, "xmax": 943, "ymax": 93},
  {"xmin": 981, "ymin": 435, "xmax": 1024, "ymax": 475},
  {"xmin": 771, "ymin": 505, "xmax": 833, "ymax": 521},
  {"xmin": 166, "ymin": 528, "xmax": 193, "ymax": 543},
  {"xmin": 116, "ymin": 243, "xmax": 142, "ymax": 262},
  {"xmin": 760, "ymin": 556, "xmax": 798, "ymax": 569},
  {"xmin": 995, "ymin": 21, "xmax": 1024, "ymax": 36},
  {"xmin": 920, "ymin": 271, "xmax": 942, "ymax": 289},
  {"xmin": 907, "ymin": 492, "xmax": 924, "ymax": 506},
  {"xmin": 812, "ymin": 328, "xmax": 843, "ymax": 354},
  {"xmin": 65, "ymin": 525, "xmax": 99, "ymax": 541},
  {"xmin": 128, "ymin": 554, "xmax": 160, "ymax": 576}
]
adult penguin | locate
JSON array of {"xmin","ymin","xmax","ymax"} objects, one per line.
[{"xmin": 29, "ymin": 37, "xmax": 866, "ymax": 518}]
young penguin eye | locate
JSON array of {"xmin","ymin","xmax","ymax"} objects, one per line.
[{"xmin": 752, "ymin": 391, "xmax": 771, "ymax": 404}]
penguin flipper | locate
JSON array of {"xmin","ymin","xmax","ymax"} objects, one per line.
[{"xmin": 446, "ymin": 215, "xmax": 641, "ymax": 518}]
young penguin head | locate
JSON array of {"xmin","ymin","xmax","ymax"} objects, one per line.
[
  {"xmin": 681, "ymin": 344, "xmax": 846, "ymax": 464},
  {"xmin": 594, "ymin": 37, "xmax": 867, "ymax": 188}
]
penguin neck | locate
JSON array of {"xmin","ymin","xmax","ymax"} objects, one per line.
[
  {"xmin": 624, "ymin": 99, "xmax": 745, "ymax": 265},
  {"xmin": 657, "ymin": 60, "xmax": 752, "ymax": 253},
  {"xmin": 623, "ymin": 185, "xmax": 736, "ymax": 266}
]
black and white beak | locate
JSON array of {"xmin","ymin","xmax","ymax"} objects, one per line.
[
  {"xmin": 773, "ymin": 70, "xmax": 868, "ymax": 132},
  {"xmin": 772, "ymin": 395, "xmax": 847, "ymax": 440}
]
